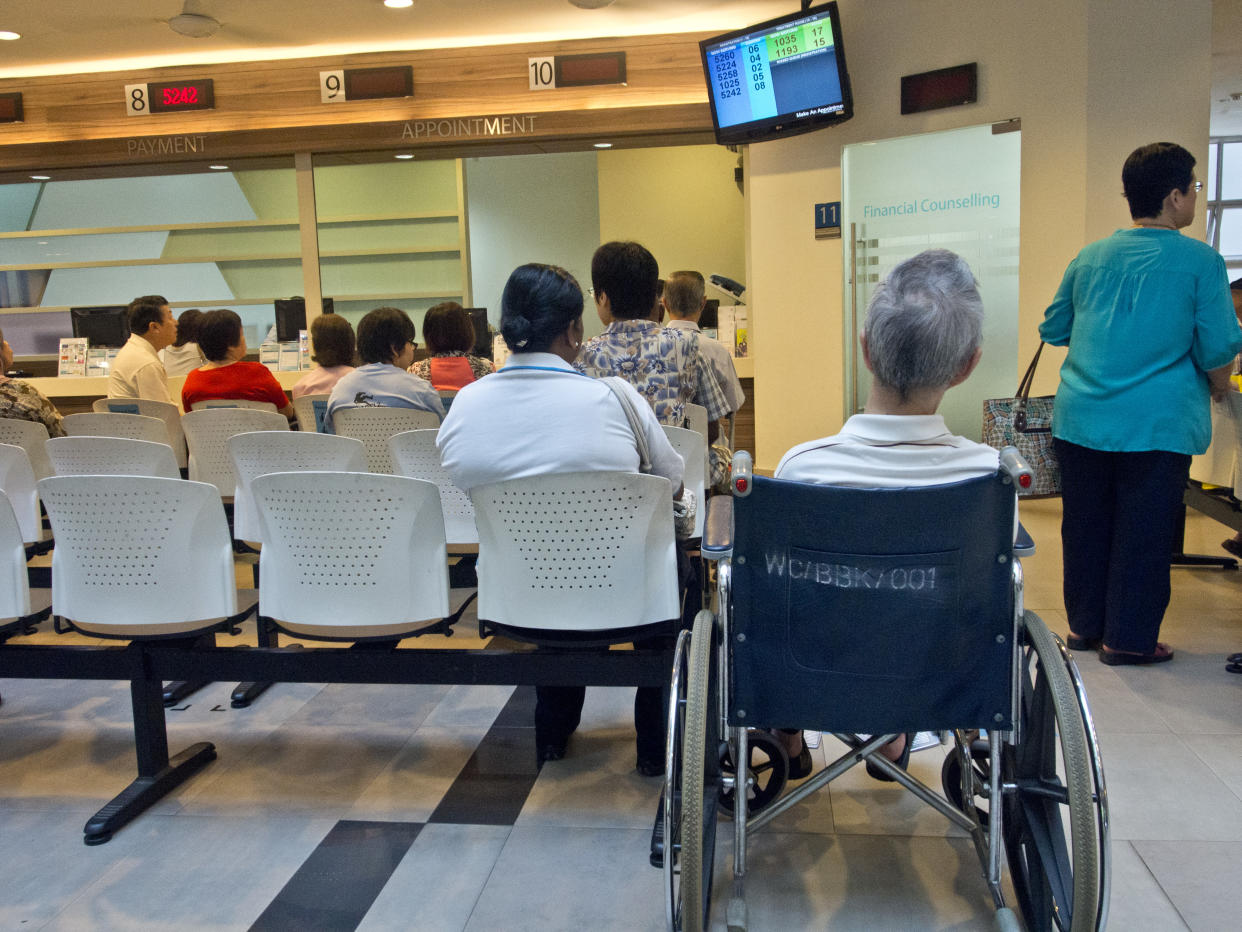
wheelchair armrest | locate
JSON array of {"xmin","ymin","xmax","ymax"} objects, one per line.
[
  {"xmin": 1014, "ymin": 522, "xmax": 1035, "ymax": 558},
  {"xmin": 701, "ymin": 495, "xmax": 733, "ymax": 561}
]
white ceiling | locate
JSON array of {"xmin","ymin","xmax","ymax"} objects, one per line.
[
  {"xmin": 1, "ymin": 0, "xmax": 1240, "ymax": 135},
  {"xmin": 0, "ymin": 1, "xmax": 795, "ymax": 78}
]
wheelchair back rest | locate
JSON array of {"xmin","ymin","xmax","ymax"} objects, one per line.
[{"xmin": 730, "ymin": 472, "xmax": 1016, "ymax": 734}]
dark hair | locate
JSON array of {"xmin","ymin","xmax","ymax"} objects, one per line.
[
  {"xmin": 1231, "ymin": 277, "xmax": 1242, "ymax": 292},
  {"xmin": 500, "ymin": 263, "xmax": 584, "ymax": 353},
  {"xmin": 357, "ymin": 306, "xmax": 415, "ymax": 365},
  {"xmin": 590, "ymin": 241, "xmax": 658, "ymax": 320},
  {"xmin": 422, "ymin": 302, "xmax": 474, "ymax": 355},
  {"xmin": 172, "ymin": 308, "xmax": 203, "ymax": 348},
  {"xmin": 127, "ymin": 295, "xmax": 169, "ymax": 336},
  {"xmin": 310, "ymin": 313, "xmax": 356, "ymax": 368},
  {"xmin": 1122, "ymin": 142, "xmax": 1196, "ymax": 220},
  {"xmin": 196, "ymin": 309, "xmax": 244, "ymax": 362}
]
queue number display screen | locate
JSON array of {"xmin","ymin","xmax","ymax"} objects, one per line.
[
  {"xmin": 700, "ymin": 2, "xmax": 852, "ymax": 144},
  {"xmin": 126, "ymin": 79, "xmax": 215, "ymax": 115}
]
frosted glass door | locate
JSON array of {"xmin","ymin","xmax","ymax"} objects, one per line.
[{"xmin": 841, "ymin": 124, "xmax": 1021, "ymax": 439}]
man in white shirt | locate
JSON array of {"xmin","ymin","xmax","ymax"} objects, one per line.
[
  {"xmin": 662, "ymin": 269, "xmax": 745, "ymax": 414},
  {"xmin": 775, "ymin": 248, "xmax": 1000, "ymax": 780},
  {"xmin": 107, "ymin": 295, "xmax": 178, "ymax": 404}
]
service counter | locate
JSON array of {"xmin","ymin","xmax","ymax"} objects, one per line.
[{"xmin": 28, "ymin": 370, "xmax": 306, "ymax": 416}]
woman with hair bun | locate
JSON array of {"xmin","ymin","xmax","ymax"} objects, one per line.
[{"xmin": 437, "ymin": 262, "xmax": 685, "ymax": 775}]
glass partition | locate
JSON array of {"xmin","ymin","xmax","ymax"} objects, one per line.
[{"xmin": 0, "ymin": 162, "xmax": 298, "ymax": 354}]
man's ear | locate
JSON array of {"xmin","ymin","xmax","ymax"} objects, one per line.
[
  {"xmin": 860, "ymin": 332, "xmax": 874, "ymax": 373},
  {"xmin": 949, "ymin": 346, "xmax": 983, "ymax": 387}
]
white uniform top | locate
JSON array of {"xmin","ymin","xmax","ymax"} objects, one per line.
[
  {"xmin": 437, "ymin": 351, "xmax": 684, "ymax": 496},
  {"xmin": 665, "ymin": 319, "xmax": 745, "ymax": 414},
  {"xmin": 776, "ymin": 414, "xmax": 999, "ymax": 487},
  {"xmin": 107, "ymin": 334, "xmax": 174, "ymax": 405}
]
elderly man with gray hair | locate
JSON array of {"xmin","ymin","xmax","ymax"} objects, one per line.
[{"xmin": 773, "ymin": 248, "xmax": 999, "ymax": 780}]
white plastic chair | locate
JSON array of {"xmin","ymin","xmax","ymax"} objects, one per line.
[
  {"xmin": 662, "ymin": 425, "xmax": 707, "ymax": 539},
  {"xmin": 0, "ymin": 443, "xmax": 43, "ymax": 545},
  {"xmin": 47, "ymin": 436, "xmax": 180, "ymax": 480},
  {"xmin": 0, "ymin": 494, "xmax": 33, "ymax": 621},
  {"xmin": 291, "ymin": 393, "xmax": 331, "ymax": 434},
  {"xmin": 253, "ymin": 470, "xmax": 449, "ymax": 640},
  {"xmin": 182, "ymin": 408, "xmax": 291, "ymax": 498},
  {"xmin": 190, "ymin": 399, "xmax": 279, "ymax": 412},
  {"xmin": 683, "ymin": 402, "xmax": 709, "ymax": 441},
  {"xmin": 63, "ymin": 412, "xmax": 170, "ymax": 445},
  {"xmin": 332, "ymin": 407, "xmax": 441, "ymax": 473},
  {"xmin": 0, "ymin": 418, "xmax": 53, "ymax": 482},
  {"xmin": 228, "ymin": 431, "xmax": 367, "ymax": 543},
  {"xmin": 470, "ymin": 471, "xmax": 679, "ymax": 632},
  {"xmin": 388, "ymin": 429, "xmax": 477, "ymax": 546},
  {"xmin": 37, "ymin": 475, "xmax": 238, "ymax": 638},
  {"xmin": 93, "ymin": 398, "xmax": 188, "ymax": 470}
]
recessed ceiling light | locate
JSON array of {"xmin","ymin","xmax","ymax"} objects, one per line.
[
  {"xmin": 30, "ymin": 174, "xmax": 50, "ymax": 181},
  {"xmin": 208, "ymin": 164, "xmax": 229, "ymax": 170},
  {"xmin": 0, "ymin": 31, "xmax": 21, "ymax": 41},
  {"xmin": 394, "ymin": 153, "xmax": 415, "ymax": 159},
  {"xmin": 384, "ymin": 0, "xmax": 414, "ymax": 8},
  {"xmin": 593, "ymin": 142, "xmax": 613, "ymax": 149}
]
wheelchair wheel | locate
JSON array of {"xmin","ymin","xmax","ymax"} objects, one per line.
[
  {"xmin": 667, "ymin": 609, "xmax": 719, "ymax": 931},
  {"xmin": 718, "ymin": 730, "xmax": 789, "ymax": 818},
  {"xmin": 940, "ymin": 731, "xmax": 994, "ymax": 831},
  {"xmin": 1004, "ymin": 612, "xmax": 1103, "ymax": 932}
]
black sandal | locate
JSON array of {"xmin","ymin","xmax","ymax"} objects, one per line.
[{"xmin": 865, "ymin": 733, "xmax": 914, "ymax": 782}]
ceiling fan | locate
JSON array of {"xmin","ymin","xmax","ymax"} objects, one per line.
[{"xmin": 167, "ymin": 0, "xmax": 221, "ymax": 38}]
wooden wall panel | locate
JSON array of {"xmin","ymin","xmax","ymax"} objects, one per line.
[{"xmin": 0, "ymin": 34, "xmax": 717, "ymax": 174}]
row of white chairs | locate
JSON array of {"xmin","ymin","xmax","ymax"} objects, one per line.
[{"xmin": 0, "ymin": 405, "xmax": 707, "ymax": 545}]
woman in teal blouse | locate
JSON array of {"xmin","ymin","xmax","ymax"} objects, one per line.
[{"xmin": 1040, "ymin": 142, "xmax": 1242, "ymax": 665}]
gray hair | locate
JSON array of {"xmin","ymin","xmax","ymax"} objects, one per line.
[
  {"xmin": 862, "ymin": 249, "xmax": 983, "ymax": 401},
  {"xmin": 663, "ymin": 270, "xmax": 705, "ymax": 317}
]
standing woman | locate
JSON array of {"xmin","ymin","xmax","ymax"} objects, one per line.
[
  {"xmin": 1041, "ymin": 142, "xmax": 1242, "ymax": 665},
  {"xmin": 437, "ymin": 263, "xmax": 685, "ymax": 774}
]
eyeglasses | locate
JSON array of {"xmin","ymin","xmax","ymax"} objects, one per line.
[
  {"xmin": 587, "ymin": 287, "xmax": 595, "ymax": 298},
  {"xmin": 1191, "ymin": 180, "xmax": 1203, "ymax": 193}
]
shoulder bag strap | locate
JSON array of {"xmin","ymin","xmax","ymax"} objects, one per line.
[
  {"xmin": 1013, "ymin": 341, "xmax": 1047, "ymax": 432},
  {"xmin": 601, "ymin": 376, "xmax": 653, "ymax": 473}
]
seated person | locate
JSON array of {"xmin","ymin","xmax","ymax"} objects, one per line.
[
  {"xmin": 108, "ymin": 294, "xmax": 177, "ymax": 405},
  {"xmin": 291, "ymin": 313, "xmax": 356, "ymax": 400},
  {"xmin": 575, "ymin": 242, "xmax": 730, "ymax": 441},
  {"xmin": 409, "ymin": 302, "xmax": 494, "ymax": 391},
  {"xmin": 160, "ymin": 308, "xmax": 206, "ymax": 378},
  {"xmin": 438, "ymin": 262, "xmax": 686, "ymax": 775},
  {"xmin": 0, "ymin": 326, "xmax": 65, "ymax": 437},
  {"xmin": 325, "ymin": 306, "xmax": 444, "ymax": 428},
  {"xmin": 181, "ymin": 309, "xmax": 295, "ymax": 420},
  {"xmin": 775, "ymin": 249, "xmax": 1000, "ymax": 780}
]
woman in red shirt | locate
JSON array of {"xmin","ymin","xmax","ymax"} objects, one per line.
[
  {"xmin": 409, "ymin": 302, "xmax": 494, "ymax": 391},
  {"xmin": 181, "ymin": 309, "xmax": 295, "ymax": 420}
]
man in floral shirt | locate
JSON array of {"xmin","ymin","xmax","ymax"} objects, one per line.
[
  {"xmin": 575, "ymin": 241, "xmax": 730, "ymax": 439},
  {"xmin": 0, "ymin": 327, "xmax": 65, "ymax": 438}
]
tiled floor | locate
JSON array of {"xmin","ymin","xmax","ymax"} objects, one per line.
[{"xmin": 1, "ymin": 499, "xmax": 1240, "ymax": 930}]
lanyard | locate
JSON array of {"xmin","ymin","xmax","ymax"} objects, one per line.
[{"xmin": 500, "ymin": 365, "xmax": 590, "ymax": 377}]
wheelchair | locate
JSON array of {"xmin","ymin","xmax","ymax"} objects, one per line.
[{"xmin": 662, "ymin": 451, "xmax": 1109, "ymax": 932}]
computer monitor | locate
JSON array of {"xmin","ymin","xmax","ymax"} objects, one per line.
[
  {"xmin": 464, "ymin": 307, "xmax": 490, "ymax": 357},
  {"xmin": 275, "ymin": 297, "xmax": 334, "ymax": 343},
  {"xmin": 70, "ymin": 305, "xmax": 129, "ymax": 347},
  {"xmin": 699, "ymin": 299, "xmax": 720, "ymax": 330}
]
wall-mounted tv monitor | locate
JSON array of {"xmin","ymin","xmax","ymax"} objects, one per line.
[
  {"xmin": 700, "ymin": 1, "xmax": 853, "ymax": 146},
  {"xmin": 70, "ymin": 305, "xmax": 129, "ymax": 348},
  {"xmin": 275, "ymin": 297, "xmax": 334, "ymax": 343}
]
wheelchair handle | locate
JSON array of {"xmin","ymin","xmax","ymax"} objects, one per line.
[
  {"xmin": 731, "ymin": 450, "xmax": 754, "ymax": 497},
  {"xmin": 999, "ymin": 445, "xmax": 1033, "ymax": 491}
]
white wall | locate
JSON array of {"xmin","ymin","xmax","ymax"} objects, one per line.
[
  {"xmin": 464, "ymin": 152, "xmax": 601, "ymax": 334},
  {"xmin": 746, "ymin": 0, "xmax": 1214, "ymax": 470}
]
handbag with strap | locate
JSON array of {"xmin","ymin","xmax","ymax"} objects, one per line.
[
  {"xmin": 982, "ymin": 342, "xmax": 1061, "ymax": 498},
  {"xmin": 602, "ymin": 377, "xmax": 696, "ymax": 538}
]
